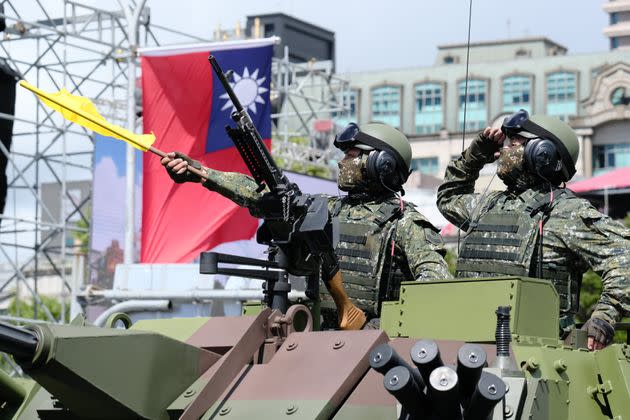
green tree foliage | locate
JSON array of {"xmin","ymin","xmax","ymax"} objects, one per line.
[
  {"xmin": 72, "ymin": 207, "xmax": 90, "ymax": 254},
  {"xmin": 272, "ymin": 137, "xmax": 333, "ymax": 179},
  {"xmin": 444, "ymin": 249, "xmax": 457, "ymax": 275},
  {"xmin": 8, "ymin": 295, "xmax": 64, "ymax": 322},
  {"xmin": 1, "ymin": 296, "xmax": 66, "ymax": 373}
]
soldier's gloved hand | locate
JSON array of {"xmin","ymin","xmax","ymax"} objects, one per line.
[
  {"xmin": 464, "ymin": 127, "xmax": 505, "ymax": 167},
  {"xmin": 161, "ymin": 151, "xmax": 203, "ymax": 184},
  {"xmin": 581, "ymin": 317, "xmax": 615, "ymax": 351}
]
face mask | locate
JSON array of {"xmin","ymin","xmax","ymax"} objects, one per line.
[
  {"xmin": 338, "ymin": 153, "xmax": 369, "ymax": 192},
  {"xmin": 496, "ymin": 145, "xmax": 540, "ymax": 190}
]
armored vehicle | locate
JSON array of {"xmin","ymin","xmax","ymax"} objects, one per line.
[{"xmin": 2, "ymin": 275, "xmax": 629, "ymax": 419}]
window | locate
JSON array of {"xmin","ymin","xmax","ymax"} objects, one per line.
[
  {"xmin": 411, "ymin": 157, "xmax": 439, "ymax": 175},
  {"xmin": 264, "ymin": 24, "xmax": 275, "ymax": 36},
  {"xmin": 610, "ymin": 87, "xmax": 629, "ymax": 106},
  {"xmin": 546, "ymin": 72, "xmax": 577, "ymax": 121},
  {"xmin": 371, "ymin": 86, "xmax": 401, "ymax": 129},
  {"xmin": 515, "ymin": 49, "xmax": 530, "ymax": 58},
  {"xmin": 443, "ymin": 55, "xmax": 456, "ymax": 64},
  {"xmin": 593, "ymin": 144, "xmax": 630, "ymax": 175},
  {"xmin": 414, "ymin": 83, "xmax": 443, "ymax": 134},
  {"xmin": 611, "ymin": 37, "xmax": 619, "ymax": 49},
  {"xmin": 458, "ymin": 79, "xmax": 487, "ymax": 131},
  {"xmin": 503, "ymin": 76, "xmax": 531, "ymax": 113},
  {"xmin": 611, "ymin": 12, "xmax": 619, "ymax": 25},
  {"xmin": 333, "ymin": 89, "xmax": 359, "ymax": 127}
]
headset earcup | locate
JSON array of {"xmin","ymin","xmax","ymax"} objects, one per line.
[
  {"xmin": 367, "ymin": 150, "xmax": 400, "ymax": 189},
  {"xmin": 525, "ymin": 139, "xmax": 561, "ymax": 179},
  {"xmin": 366, "ymin": 150, "xmax": 380, "ymax": 182}
]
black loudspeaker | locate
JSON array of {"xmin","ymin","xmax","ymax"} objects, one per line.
[
  {"xmin": 366, "ymin": 150, "xmax": 401, "ymax": 190},
  {"xmin": 524, "ymin": 138, "xmax": 563, "ymax": 180}
]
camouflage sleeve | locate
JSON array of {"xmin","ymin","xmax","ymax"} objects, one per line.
[
  {"xmin": 202, "ymin": 167, "xmax": 268, "ymax": 218},
  {"xmin": 552, "ymin": 200, "xmax": 630, "ymax": 324},
  {"xmin": 396, "ymin": 211, "xmax": 452, "ymax": 281},
  {"xmin": 436, "ymin": 133, "xmax": 493, "ymax": 231}
]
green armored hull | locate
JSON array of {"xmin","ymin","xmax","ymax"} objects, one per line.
[{"xmin": 2, "ymin": 276, "xmax": 629, "ymax": 419}]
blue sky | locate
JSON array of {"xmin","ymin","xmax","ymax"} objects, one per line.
[{"xmin": 144, "ymin": 0, "xmax": 610, "ymax": 72}]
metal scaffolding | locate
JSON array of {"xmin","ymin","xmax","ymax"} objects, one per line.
[
  {"xmin": 0, "ymin": 1, "xmax": 350, "ymax": 340},
  {"xmin": 272, "ymin": 46, "xmax": 349, "ymax": 178},
  {"xmin": 0, "ymin": 0, "xmax": 208, "ymax": 328}
]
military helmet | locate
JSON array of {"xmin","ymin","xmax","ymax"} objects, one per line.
[
  {"xmin": 334, "ymin": 122, "xmax": 412, "ymax": 191},
  {"xmin": 501, "ymin": 110, "xmax": 579, "ymax": 182},
  {"xmin": 527, "ymin": 115, "xmax": 579, "ymax": 166}
]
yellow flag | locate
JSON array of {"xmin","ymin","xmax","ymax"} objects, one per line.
[{"xmin": 19, "ymin": 80, "xmax": 155, "ymax": 152}]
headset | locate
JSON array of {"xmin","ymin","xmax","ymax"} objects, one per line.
[
  {"xmin": 523, "ymin": 138, "xmax": 563, "ymax": 181},
  {"xmin": 365, "ymin": 149, "xmax": 404, "ymax": 191},
  {"xmin": 501, "ymin": 110, "xmax": 575, "ymax": 183},
  {"xmin": 335, "ymin": 123, "xmax": 409, "ymax": 191}
]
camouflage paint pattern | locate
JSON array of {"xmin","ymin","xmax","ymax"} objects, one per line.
[
  {"xmin": 437, "ymin": 132, "xmax": 630, "ymax": 326},
  {"xmin": 337, "ymin": 154, "xmax": 369, "ymax": 191},
  {"xmin": 202, "ymin": 167, "xmax": 451, "ymax": 318},
  {"xmin": 495, "ymin": 144, "xmax": 525, "ymax": 179},
  {"xmin": 4, "ymin": 276, "xmax": 630, "ymax": 419}
]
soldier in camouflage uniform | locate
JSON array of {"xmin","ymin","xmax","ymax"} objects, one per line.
[
  {"xmin": 437, "ymin": 109, "xmax": 630, "ymax": 350},
  {"xmin": 163, "ymin": 122, "xmax": 451, "ymax": 328}
]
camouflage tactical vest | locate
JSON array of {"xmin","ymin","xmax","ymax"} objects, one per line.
[
  {"xmin": 456, "ymin": 188, "xmax": 581, "ymax": 316},
  {"xmin": 320, "ymin": 199, "xmax": 409, "ymax": 317}
]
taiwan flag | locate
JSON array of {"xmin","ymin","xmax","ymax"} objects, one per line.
[{"xmin": 139, "ymin": 39, "xmax": 274, "ymax": 263}]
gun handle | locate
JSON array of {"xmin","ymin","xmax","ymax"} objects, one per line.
[{"xmin": 326, "ymin": 271, "xmax": 367, "ymax": 330}]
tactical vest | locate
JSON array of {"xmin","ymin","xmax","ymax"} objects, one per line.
[
  {"xmin": 456, "ymin": 188, "xmax": 581, "ymax": 316},
  {"xmin": 320, "ymin": 199, "xmax": 409, "ymax": 317}
]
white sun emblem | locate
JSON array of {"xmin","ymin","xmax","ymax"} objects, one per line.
[{"xmin": 219, "ymin": 67, "xmax": 268, "ymax": 114}]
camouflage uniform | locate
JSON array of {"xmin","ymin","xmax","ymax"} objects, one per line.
[
  {"xmin": 437, "ymin": 132, "xmax": 630, "ymax": 330},
  {"xmin": 202, "ymin": 167, "xmax": 451, "ymax": 324}
]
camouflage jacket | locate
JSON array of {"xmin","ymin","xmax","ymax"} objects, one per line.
[
  {"xmin": 437, "ymin": 137, "xmax": 630, "ymax": 325},
  {"xmin": 202, "ymin": 168, "xmax": 451, "ymax": 299}
]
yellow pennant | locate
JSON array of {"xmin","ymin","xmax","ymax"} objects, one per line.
[{"xmin": 19, "ymin": 80, "xmax": 155, "ymax": 152}]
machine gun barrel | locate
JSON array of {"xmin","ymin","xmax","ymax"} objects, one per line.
[
  {"xmin": 208, "ymin": 54, "xmax": 289, "ymax": 193},
  {"xmin": 0, "ymin": 322, "xmax": 38, "ymax": 361}
]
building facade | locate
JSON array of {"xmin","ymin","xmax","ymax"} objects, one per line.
[
  {"xmin": 343, "ymin": 37, "xmax": 630, "ymax": 186},
  {"xmin": 604, "ymin": 0, "xmax": 630, "ymax": 50}
]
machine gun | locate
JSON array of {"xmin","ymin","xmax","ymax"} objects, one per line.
[{"xmin": 203, "ymin": 56, "xmax": 365, "ymax": 329}]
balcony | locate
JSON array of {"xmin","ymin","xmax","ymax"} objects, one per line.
[
  {"xmin": 603, "ymin": 21, "xmax": 630, "ymax": 37},
  {"xmin": 603, "ymin": 0, "xmax": 630, "ymax": 13}
]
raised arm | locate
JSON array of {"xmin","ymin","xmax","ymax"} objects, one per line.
[
  {"xmin": 161, "ymin": 151, "xmax": 267, "ymax": 216},
  {"xmin": 436, "ymin": 128, "xmax": 503, "ymax": 231}
]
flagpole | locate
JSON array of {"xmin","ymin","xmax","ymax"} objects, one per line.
[{"xmin": 122, "ymin": 0, "xmax": 147, "ymax": 264}]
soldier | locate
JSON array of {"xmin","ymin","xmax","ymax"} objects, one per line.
[
  {"xmin": 163, "ymin": 122, "xmax": 451, "ymax": 328},
  {"xmin": 437, "ymin": 109, "xmax": 630, "ymax": 350}
]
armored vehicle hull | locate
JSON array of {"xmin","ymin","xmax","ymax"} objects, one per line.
[{"xmin": 1, "ymin": 276, "xmax": 629, "ymax": 419}]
